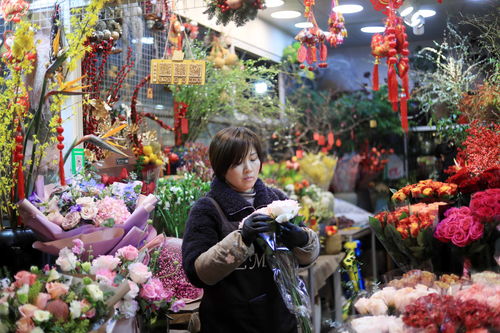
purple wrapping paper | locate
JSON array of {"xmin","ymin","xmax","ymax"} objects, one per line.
[
  {"xmin": 18, "ymin": 192, "xmax": 158, "ymax": 257},
  {"xmin": 109, "ymin": 224, "xmax": 157, "ymax": 256},
  {"xmin": 33, "ymin": 228, "xmax": 125, "ymax": 258}
]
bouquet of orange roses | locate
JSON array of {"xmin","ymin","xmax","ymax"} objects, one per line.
[
  {"xmin": 391, "ymin": 179, "xmax": 457, "ymax": 203},
  {"xmin": 369, "ymin": 202, "xmax": 448, "ymax": 268}
]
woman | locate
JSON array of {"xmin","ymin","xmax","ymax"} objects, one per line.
[{"xmin": 182, "ymin": 127, "xmax": 320, "ymax": 333}]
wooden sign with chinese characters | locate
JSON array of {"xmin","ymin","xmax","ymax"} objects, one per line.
[{"xmin": 150, "ymin": 59, "xmax": 206, "ymax": 85}]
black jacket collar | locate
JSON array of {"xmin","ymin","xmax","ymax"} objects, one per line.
[{"xmin": 208, "ymin": 177, "xmax": 276, "ymax": 221}]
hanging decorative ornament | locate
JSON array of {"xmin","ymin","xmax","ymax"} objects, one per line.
[
  {"xmin": 0, "ymin": 0, "xmax": 29, "ymax": 22},
  {"xmin": 295, "ymin": 0, "xmax": 328, "ymax": 70},
  {"xmin": 205, "ymin": 0, "xmax": 265, "ymax": 26},
  {"xmin": 304, "ymin": 0, "xmax": 315, "ymax": 17},
  {"xmin": 327, "ymin": 0, "xmax": 347, "ymax": 47},
  {"xmin": 369, "ymin": 0, "xmax": 403, "ymax": 14},
  {"xmin": 369, "ymin": 0, "xmax": 410, "ymax": 132},
  {"xmin": 168, "ymin": 14, "xmax": 184, "ymax": 51}
]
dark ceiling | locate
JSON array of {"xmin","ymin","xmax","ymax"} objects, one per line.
[{"xmin": 257, "ymin": 0, "xmax": 498, "ymax": 48}]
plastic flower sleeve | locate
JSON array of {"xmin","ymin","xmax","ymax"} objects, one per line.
[{"xmin": 266, "ymin": 250, "xmax": 313, "ymax": 333}]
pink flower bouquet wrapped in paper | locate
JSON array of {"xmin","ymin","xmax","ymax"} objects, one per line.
[{"xmin": 17, "ymin": 175, "xmax": 158, "ymax": 257}]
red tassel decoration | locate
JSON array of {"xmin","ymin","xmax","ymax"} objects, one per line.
[
  {"xmin": 311, "ymin": 46, "xmax": 317, "ymax": 62},
  {"xmin": 400, "ymin": 98, "xmax": 408, "ymax": 132},
  {"xmin": 387, "ymin": 61, "xmax": 399, "ymax": 105},
  {"xmin": 298, "ymin": 44, "xmax": 307, "ymax": 63},
  {"xmin": 306, "ymin": 47, "xmax": 313, "ymax": 64},
  {"xmin": 402, "ymin": 70, "xmax": 410, "ymax": 99},
  {"xmin": 320, "ymin": 43, "xmax": 327, "ymax": 62},
  {"xmin": 372, "ymin": 57, "xmax": 380, "ymax": 91},
  {"xmin": 56, "ymin": 117, "xmax": 66, "ymax": 186}
]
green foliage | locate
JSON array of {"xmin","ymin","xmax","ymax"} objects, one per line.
[
  {"xmin": 170, "ymin": 41, "xmax": 298, "ymax": 142},
  {"xmin": 412, "ymin": 17, "xmax": 499, "ymax": 145},
  {"xmin": 153, "ymin": 173, "xmax": 211, "ymax": 237},
  {"xmin": 280, "ymin": 85, "xmax": 402, "ymax": 154},
  {"xmin": 204, "ymin": 0, "xmax": 261, "ymax": 26}
]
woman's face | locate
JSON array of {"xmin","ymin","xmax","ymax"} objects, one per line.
[{"xmin": 225, "ymin": 146, "xmax": 260, "ymax": 192}]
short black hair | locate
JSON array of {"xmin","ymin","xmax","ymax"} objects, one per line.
[{"xmin": 208, "ymin": 127, "xmax": 264, "ymax": 180}]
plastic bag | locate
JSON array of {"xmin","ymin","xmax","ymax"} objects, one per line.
[
  {"xmin": 332, "ymin": 153, "xmax": 361, "ymax": 193},
  {"xmin": 266, "ymin": 250, "xmax": 312, "ymax": 333}
]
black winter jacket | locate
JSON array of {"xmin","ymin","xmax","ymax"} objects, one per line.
[{"xmin": 182, "ymin": 177, "xmax": 300, "ymax": 333}]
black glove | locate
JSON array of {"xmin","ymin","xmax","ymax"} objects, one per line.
[
  {"xmin": 241, "ymin": 214, "xmax": 273, "ymax": 246},
  {"xmin": 278, "ymin": 221, "xmax": 309, "ymax": 249}
]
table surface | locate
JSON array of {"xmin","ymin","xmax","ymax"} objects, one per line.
[{"xmin": 298, "ymin": 253, "xmax": 346, "ymax": 297}]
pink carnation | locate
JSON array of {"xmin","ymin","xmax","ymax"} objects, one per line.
[{"xmin": 94, "ymin": 197, "xmax": 131, "ymax": 226}]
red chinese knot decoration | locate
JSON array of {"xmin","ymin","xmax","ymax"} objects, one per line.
[
  {"xmin": 328, "ymin": 0, "xmax": 347, "ymax": 47},
  {"xmin": 370, "ymin": 0, "xmax": 410, "ymax": 132}
]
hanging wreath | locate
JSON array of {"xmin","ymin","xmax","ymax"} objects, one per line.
[{"xmin": 204, "ymin": 0, "xmax": 265, "ymax": 26}]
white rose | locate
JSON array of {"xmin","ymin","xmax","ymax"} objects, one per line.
[
  {"xmin": 56, "ymin": 248, "xmax": 77, "ymax": 272},
  {"xmin": 267, "ymin": 200, "xmax": 300, "ymax": 223},
  {"xmin": 80, "ymin": 206, "xmax": 98, "ymax": 220},
  {"xmin": 124, "ymin": 280, "xmax": 139, "ymax": 300},
  {"xmin": 118, "ymin": 300, "xmax": 138, "ymax": 318},
  {"xmin": 367, "ymin": 298, "xmax": 388, "ymax": 315},
  {"xmin": 31, "ymin": 328, "xmax": 44, "ymax": 333},
  {"xmin": 76, "ymin": 196, "xmax": 95, "ymax": 207},
  {"xmin": 86, "ymin": 284, "xmax": 104, "ymax": 301},
  {"xmin": 0, "ymin": 301, "xmax": 8, "ymax": 316},
  {"xmin": 69, "ymin": 300, "xmax": 82, "ymax": 319},
  {"xmin": 91, "ymin": 255, "xmax": 121, "ymax": 273},
  {"xmin": 33, "ymin": 310, "xmax": 51, "ymax": 322},
  {"xmin": 354, "ymin": 297, "xmax": 370, "ymax": 315},
  {"xmin": 371, "ymin": 287, "xmax": 396, "ymax": 307},
  {"xmin": 127, "ymin": 263, "xmax": 152, "ymax": 284},
  {"xmin": 47, "ymin": 268, "xmax": 61, "ymax": 282}
]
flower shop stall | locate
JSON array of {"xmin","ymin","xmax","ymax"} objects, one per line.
[{"xmin": 0, "ymin": 0, "xmax": 498, "ymax": 331}]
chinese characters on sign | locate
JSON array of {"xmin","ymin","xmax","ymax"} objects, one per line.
[{"xmin": 150, "ymin": 59, "xmax": 206, "ymax": 85}]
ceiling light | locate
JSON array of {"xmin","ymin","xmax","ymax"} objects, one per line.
[
  {"xmin": 332, "ymin": 4, "xmax": 363, "ymax": 14},
  {"xmin": 271, "ymin": 10, "xmax": 301, "ymax": 19},
  {"xmin": 361, "ymin": 26, "xmax": 385, "ymax": 33},
  {"xmin": 409, "ymin": 14, "xmax": 425, "ymax": 27},
  {"xmin": 400, "ymin": 6, "xmax": 414, "ymax": 16},
  {"xmin": 266, "ymin": 0, "xmax": 284, "ymax": 8},
  {"xmin": 295, "ymin": 22, "xmax": 313, "ymax": 28},
  {"xmin": 265, "ymin": 0, "xmax": 284, "ymax": 8},
  {"xmin": 414, "ymin": 9, "xmax": 436, "ymax": 17}
]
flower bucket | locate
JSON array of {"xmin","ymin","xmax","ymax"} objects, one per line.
[{"xmin": 324, "ymin": 233, "xmax": 342, "ymax": 255}]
